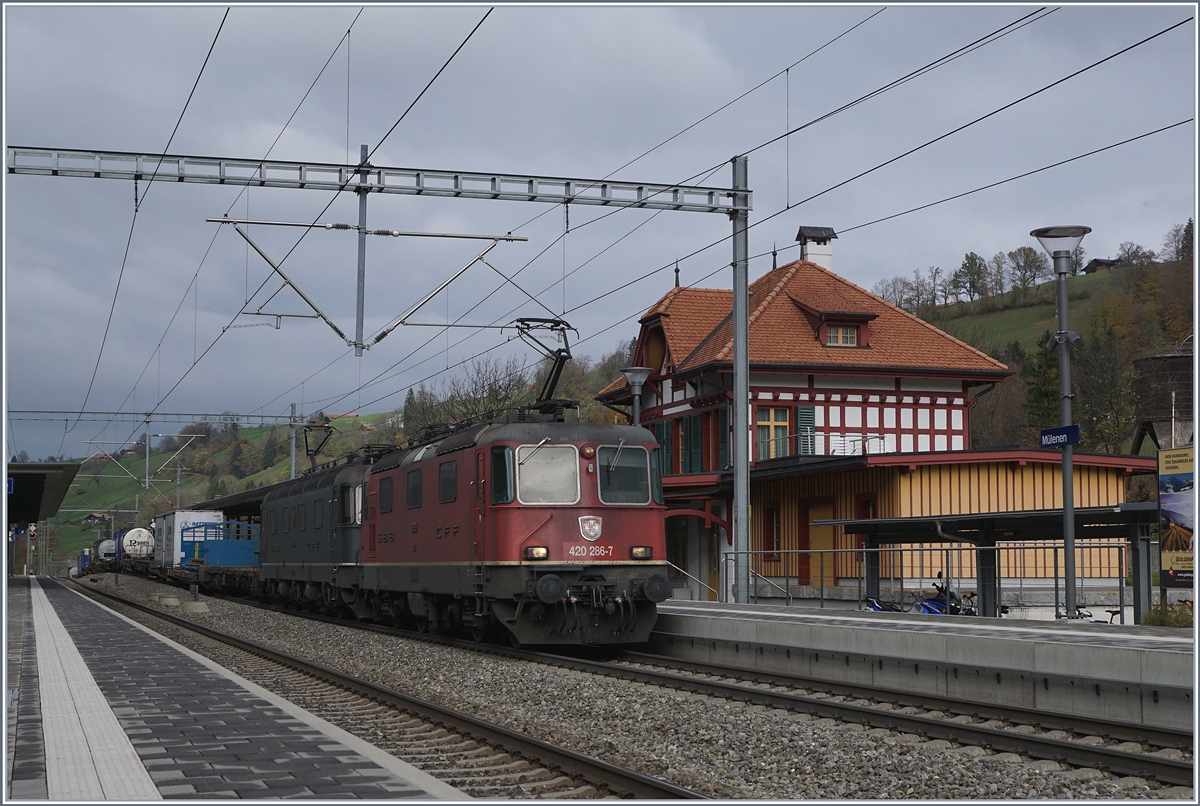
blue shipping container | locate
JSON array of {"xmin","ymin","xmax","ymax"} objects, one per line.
[{"xmin": 179, "ymin": 539, "xmax": 259, "ymax": 568}]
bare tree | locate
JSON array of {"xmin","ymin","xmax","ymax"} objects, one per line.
[
  {"xmin": 432, "ymin": 354, "xmax": 533, "ymax": 425},
  {"xmin": 987, "ymin": 251, "xmax": 1008, "ymax": 297},
  {"xmin": 1006, "ymin": 246, "xmax": 1049, "ymax": 297},
  {"xmin": 870, "ymin": 276, "xmax": 909, "ymax": 308},
  {"xmin": 1116, "ymin": 241, "xmax": 1157, "ymax": 267},
  {"xmin": 1161, "ymin": 220, "xmax": 1192, "ymax": 264}
]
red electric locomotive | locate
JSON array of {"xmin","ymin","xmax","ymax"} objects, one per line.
[{"xmin": 361, "ymin": 414, "xmax": 671, "ymax": 645}]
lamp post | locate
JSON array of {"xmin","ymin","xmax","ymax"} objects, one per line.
[
  {"xmin": 620, "ymin": 367, "xmax": 654, "ymax": 426},
  {"xmin": 1031, "ymin": 225, "xmax": 1090, "ymax": 618}
]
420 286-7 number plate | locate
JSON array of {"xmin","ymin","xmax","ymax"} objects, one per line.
[{"xmin": 566, "ymin": 544, "xmax": 614, "ymax": 558}]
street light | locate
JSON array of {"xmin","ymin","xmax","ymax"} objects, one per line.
[
  {"xmin": 620, "ymin": 367, "xmax": 654, "ymax": 426},
  {"xmin": 1031, "ymin": 225, "xmax": 1090, "ymax": 619}
]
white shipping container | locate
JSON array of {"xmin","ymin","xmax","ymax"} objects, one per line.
[{"xmin": 153, "ymin": 510, "xmax": 223, "ymax": 568}]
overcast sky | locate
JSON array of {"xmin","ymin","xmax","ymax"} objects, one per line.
[{"xmin": 3, "ymin": 3, "xmax": 1196, "ymax": 463}]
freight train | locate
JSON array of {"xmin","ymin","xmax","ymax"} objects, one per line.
[{"xmin": 99, "ymin": 320, "xmax": 674, "ymax": 646}]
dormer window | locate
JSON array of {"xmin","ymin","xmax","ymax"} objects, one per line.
[
  {"xmin": 826, "ymin": 325, "xmax": 858, "ymax": 347},
  {"xmin": 790, "ymin": 293, "xmax": 876, "ymax": 349}
]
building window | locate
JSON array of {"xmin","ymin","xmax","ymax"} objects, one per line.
[
  {"xmin": 826, "ymin": 325, "xmax": 858, "ymax": 346},
  {"xmin": 763, "ymin": 503, "xmax": 780, "ymax": 561},
  {"xmin": 757, "ymin": 407, "xmax": 790, "ymax": 460},
  {"xmin": 718, "ymin": 405, "xmax": 729, "ymax": 469}
]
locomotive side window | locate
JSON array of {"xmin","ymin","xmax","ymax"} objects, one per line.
[
  {"xmin": 355, "ymin": 484, "xmax": 364, "ymax": 524},
  {"xmin": 313, "ymin": 500, "xmax": 323, "ymax": 528},
  {"xmin": 340, "ymin": 486, "xmax": 355, "ymax": 523},
  {"xmin": 650, "ymin": 447, "xmax": 664, "ymax": 505},
  {"xmin": 407, "ymin": 470, "xmax": 423, "ymax": 508},
  {"xmin": 439, "ymin": 461, "xmax": 457, "ymax": 503},
  {"xmin": 516, "ymin": 444, "xmax": 580, "ymax": 505},
  {"xmin": 268, "ymin": 509, "xmax": 277, "ymax": 534},
  {"xmin": 297, "ymin": 503, "xmax": 306, "ymax": 531},
  {"xmin": 379, "ymin": 476, "xmax": 393, "ymax": 513},
  {"xmin": 283, "ymin": 507, "xmax": 290, "ymax": 533},
  {"xmin": 491, "ymin": 446, "xmax": 514, "ymax": 504},
  {"xmin": 597, "ymin": 445, "xmax": 651, "ymax": 504}
]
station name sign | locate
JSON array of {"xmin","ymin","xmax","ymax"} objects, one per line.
[{"xmin": 1040, "ymin": 424, "xmax": 1080, "ymax": 448}]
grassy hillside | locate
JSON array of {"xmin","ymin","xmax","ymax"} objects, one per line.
[
  {"xmin": 51, "ymin": 410, "xmax": 404, "ymax": 564},
  {"xmin": 937, "ymin": 268, "xmax": 1126, "ymax": 356}
]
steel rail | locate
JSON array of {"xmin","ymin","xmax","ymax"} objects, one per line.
[
  {"xmin": 86, "ymin": 580, "xmax": 1192, "ymax": 786},
  {"xmin": 537, "ymin": 652, "xmax": 1193, "ymax": 786},
  {"xmin": 72, "ymin": 583, "xmax": 705, "ymax": 800},
  {"xmin": 616, "ymin": 651, "xmax": 1193, "ymax": 751}
]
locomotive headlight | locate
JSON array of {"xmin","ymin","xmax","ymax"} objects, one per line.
[
  {"xmin": 581, "ymin": 446, "xmax": 595, "ymax": 459},
  {"xmin": 524, "ymin": 546, "xmax": 549, "ymax": 560},
  {"xmin": 630, "ymin": 546, "xmax": 653, "ymax": 560}
]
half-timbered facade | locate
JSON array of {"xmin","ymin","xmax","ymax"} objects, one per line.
[{"xmin": 597, "ymin": 240, "xmax": 1153, "ymax": 601}]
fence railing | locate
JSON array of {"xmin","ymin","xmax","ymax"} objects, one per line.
[
  {"xmin": 757, "ymin": 428, "xmax": 891, "ymax": 460},
  {"xmin": 711, "ymin": 540, "xmax": 1130, "ymax": 620}
]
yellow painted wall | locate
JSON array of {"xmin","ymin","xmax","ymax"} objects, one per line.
[{"xmin": 749, "ymin": 460, "xmax": 1131, "ymax": 582}]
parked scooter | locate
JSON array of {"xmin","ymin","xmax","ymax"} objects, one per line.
[{"xmin": 865, "ymin": 573, "xmax": 983, "ymax": 616}]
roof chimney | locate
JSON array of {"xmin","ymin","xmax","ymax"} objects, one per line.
[{"xmin": 795, "ymin": 226, "xmax": 837, "ymax": 270}]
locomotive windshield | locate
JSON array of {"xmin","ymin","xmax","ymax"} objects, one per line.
[
  {"xmin": 516, "ymin": 444, "xmax": 580, "ymax": 504},
  {"xmin": 597, "ymin": 445, "xmax": 651, "ymax": 504}
]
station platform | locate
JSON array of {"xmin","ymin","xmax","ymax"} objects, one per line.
[
  {"xmin": 650, "ymin": 600, "xmax": 1195, "ymax": 730},
  {"xmin": 4, "ymin": 576, "xmax": 464, "ymax": 800}
]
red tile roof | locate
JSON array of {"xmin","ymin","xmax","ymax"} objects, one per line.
[{"xmin": 598, "ymin": 260, "xmax": 1008, "ymax": 399}]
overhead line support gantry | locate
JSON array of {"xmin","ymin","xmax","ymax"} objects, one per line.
[{"xmin": 8, "ymin": 144, "xmax": 754, "ymax": 602}]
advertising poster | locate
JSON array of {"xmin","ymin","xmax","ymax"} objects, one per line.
[{"xmin": 1158, "ymin": 447, "xmax": 1194, "ymax": 588}]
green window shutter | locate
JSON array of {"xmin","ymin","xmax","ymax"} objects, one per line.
[
  {"xmin": 796, "ymin": 405, "xmax": 816, "ymax": 455},
  {"xmin": 718, "ymin": 405, "xmax": 729, "ymax": 468},
  {"xmin": 654, "ymin": 420, "xmax": 673, "ymax": 474},
  {"xmin": 685, "ymin": 414, "xmax": 701, "ymax": 473}
]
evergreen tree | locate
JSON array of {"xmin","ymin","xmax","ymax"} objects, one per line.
[{"xmin": 1023, "ymin": 330, "xmax": 1062, "ymax": 433}]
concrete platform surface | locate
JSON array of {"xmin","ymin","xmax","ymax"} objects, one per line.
[
  {"xmin": 4, "ymin": 576, "xmax": 466, "ymax": 801},
  {"xmin": 652, "ymin": 600, "xmax": 1194, "ymax": 730}
]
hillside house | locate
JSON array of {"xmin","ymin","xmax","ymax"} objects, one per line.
[{"xmin": 598, "ymin": 229, "xmax": 1152, "ymax": 601}]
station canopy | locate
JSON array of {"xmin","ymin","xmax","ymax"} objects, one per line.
[
  {"xmin": 816, "ymin": 502, "xmax": 1158, "ymax": 545},
  {"xmin": 6, "ymin": 462, "xmax": 81, "ymax": 526}
]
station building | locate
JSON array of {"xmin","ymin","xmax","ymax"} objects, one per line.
[{"xmin": 598, "ymin": 230, "xmax": 1156, "ymax": 601}]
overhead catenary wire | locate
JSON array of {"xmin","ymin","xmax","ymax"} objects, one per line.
[
  {"xmin": 85, "ymin": 7, "xmax": 367, "ymax": 456},
  {"xmin": 264, "ymin": 9, "xmax": 1078, "ymax": 418},
  {"xmin": 147, "ymin": 9, "xmax": 1180, "ymax": 441},
  {"xmin": 69, "ymin": 7, "xmax": 230, "ymax": 433},
  {"xmin": 118, "ymin": 7, "xmax": 492, "ymax": 453},
  {"xmin": 560, "ymin": 14, "xmax": 1195, "ymax": 316}
]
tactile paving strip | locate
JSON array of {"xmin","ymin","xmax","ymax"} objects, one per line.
[{"xmin": 36, "ymin": 580, "xmax": 441, "ymax": 799}]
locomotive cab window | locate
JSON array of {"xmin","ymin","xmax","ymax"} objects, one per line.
[
  {"xmin": 597, "ymin": 444, "xmax": 651, "ymax": 504},
  {"xmin": 491, "ymin": 446, "xmax": 514, "ymax": 504},
  {"xmin": 379, "ymin": 476, "xmax": 393, "ymax": 513},
  {"xmin": 339, "ymin": 486, "xmax": 355, "ymax": 524},
  {"xmin": 515, "ymin": 443, "xmax": 580, "ymax": 505},
  {"xmin": 407, "ymin": 469, "xmax": 422, "ymax": 509},
  {"xmin": 439, "ymin": 461, "xmax": 457, "ymax": 503}
]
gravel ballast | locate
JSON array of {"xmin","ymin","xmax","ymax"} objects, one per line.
[{"xmin": 77, "ymin": 575, "xmax": 1193, "ymax": 800}]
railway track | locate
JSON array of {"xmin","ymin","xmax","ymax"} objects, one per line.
[
  {"xmin": 71, "ymin": 582, "xmax": 703, "ymax": 799},
  {"xmin": 82, "ymin": 576, "xmax": 1194, "ymax": 790}
]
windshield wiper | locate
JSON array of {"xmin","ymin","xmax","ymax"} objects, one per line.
[
  {"xmin": 607, "ymin": 438, "xmax": 626, "ymax": 472},
  {"xmin": 518, "ymin": 437, "xmax": 551, "ymax": 466}
]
